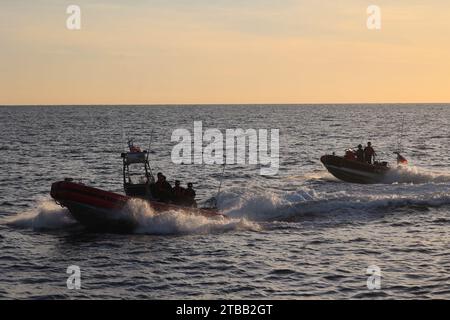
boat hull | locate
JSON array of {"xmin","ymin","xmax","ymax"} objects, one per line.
[
  {"xmin": 62, "ymin": 200, "xmax": 136, "ymax": 233},
  {"xmin": 50, "ymin": 181, "xmax": 222, "ymax": 233},
  {"xmin": 320, "ymin": 155, "xmax": 390, "ymax": 184}
]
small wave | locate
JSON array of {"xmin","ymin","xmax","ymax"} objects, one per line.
[
  {"xmin": 4, "ymin": 198, "xmax": 76, "ymax": 231},
  {"xmin": 285, "ymin": 171, "xmax": 337, "ymax": 183},
  {"xmin": 218, "ymin": 187, "xmax": 316, "ymax": 220},
  {"xmin": 217, "ymin": 186, "xmax": 450, "ymax": 222},
  {"xmin": 121, "ymin": 198, "xmax": 260, "ymax": 235},
  {"xmin": 5, "ymin": 198, "xmax": 260, "ymax": 235},
  {"xmin": 269, "ymin": 268, "xmax": 298, "ymax": 275},
  {"xmin": 383, "ymin": 166, "xmax": 450, "ymax": 184},
  {"xmin": 308, "ymin": 193, "xmax": 450, "ymax": 215}
]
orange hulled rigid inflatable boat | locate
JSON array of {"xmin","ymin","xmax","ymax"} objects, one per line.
[
  {"xmin": 50, "ymin": 140, "xmax": 222, "ymax": 233},
  {"xmin": 320, "ymin": 151, "xmax": 407, "ymax": 184}
]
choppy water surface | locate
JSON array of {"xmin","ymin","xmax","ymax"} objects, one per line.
[{"xmin": 0, "ymin": 104, "xmax": 449, "ymax": 299}]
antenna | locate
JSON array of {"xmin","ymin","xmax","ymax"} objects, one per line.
[
  {"xmin": 212, "ymin": 163, "xmax": 226, "ymax": 209},
  {"xmin": 146, "ymin": 130, "xmax": 155, "ymax": 181},
  {"xmin": 121, "ymin": 127, "xmax": 127, "ymax": 152},
  {"xmin": 396, "ymin": 115, "xmax": 405, "ymax": 154},
  {"xmin": 217, "ymin": 164, "xmax": 226, "ymax": 197},
  {"xmin": 146, "ymin": 129, "xmax": 154, "ymax": 162}
]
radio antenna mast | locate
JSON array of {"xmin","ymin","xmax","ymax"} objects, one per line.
[{"xmin": 396, "ymin": 115, "xmax": 405, "ymax": 154}]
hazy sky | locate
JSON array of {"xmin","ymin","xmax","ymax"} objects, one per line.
[{"xmin": 1, "ymin": 0, "xmax": 450, "ymax": 104}]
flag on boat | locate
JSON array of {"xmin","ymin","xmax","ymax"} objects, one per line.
[{"xmin": 396, "ymin": 153, "xmax": 408, "ymax": 165}]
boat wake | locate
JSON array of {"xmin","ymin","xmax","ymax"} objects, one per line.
[
  {"xmin": 382, "ymin": 166, "xmax": 450, "ymax": 184},
  {"xmin": 4, "ymin": 198, "xmax": 260, "ymax": 235},
  {"xmin": 4, "ymin": 198, "xmax": 77, "ymax": 231},
  {"xmin": 121, "ymin": 198, "xmax": 260, "ymax": 235},
  {"xmin": 218, "ymin": 183, "xmax": 450, "ymax": 222},
  {"xmin": 306, "ymin": 166, "xmax": 450, "ymax": 185},
  {"xmin": 5, "ymin": 171, "xmax": 450, "ymax": 233},
  {"xmin": 285, "ymin": 171, "xmax": 337, "ymax": 183}
]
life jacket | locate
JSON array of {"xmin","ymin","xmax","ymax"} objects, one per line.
[
  {"xmin": 364, "ymin": 147, "xmax": 375, "ymax": 156},
  {"xmin": 173, "ymin": 186, "xmax": 185, "ymax": 196},
  {"xmin": 356, "ymin": 149, "xmax": 364, "ymax": 160},
  {"xmin": 345, "ymin": 150, "xmax": 356, "ymax": 160},
  {"xmin": 185, "ymin": 188, "xmax": 196, "ymax": 199}
]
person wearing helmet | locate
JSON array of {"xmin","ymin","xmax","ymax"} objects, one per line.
[{"xmin": 344, "ymin": 149, "xmax": 357, "ymax": 161}]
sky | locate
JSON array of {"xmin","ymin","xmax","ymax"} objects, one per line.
[{"xmin": 1, "ymin": 0, "xmax": 450, "ymax": 105}]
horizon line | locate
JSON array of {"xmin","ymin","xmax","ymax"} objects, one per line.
[{"xmin": 1, "ymin": 102, "xmax": 449, "ymax": 107}]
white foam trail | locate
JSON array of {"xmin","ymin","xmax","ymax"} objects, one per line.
[
  {"xmin": 122, "ymin": 198, "xmax": 260, "ymax": 235},
  {"xmin": 7, "ymin": 179, "xmax": 450, "ymax": 232},
  {"xmin": 295, "ymin": 192, "xmax": 450, "ymax": 216},
  {"xmin": 217, "ymin": 185, "xmax": 450, "ymax": 221},
  {"xmin": 300, "ymin": 165, "xmax": 450, "ymax": 185},
  {"xmin": 285, "ymin": 171, "xmax": 337, "ymax": 182},
  {"xmin": 4, "ymin": 197, "xmax": 260, "ymax": 234},
  {"xmin": 383, "ymin": 165, "xmax": 450, "ymax": 184},
  {"xmin": 218, "ymin": 187, "xmax": 316, "ymax": 220},
  {"xmin": 5, "ymin": 198, "xmax": 76, "ymax": 230}
]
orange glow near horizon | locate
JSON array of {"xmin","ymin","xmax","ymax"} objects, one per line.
[{"xmin": 1, "ymin": 1, "xmax": 450, "ymax": 105}]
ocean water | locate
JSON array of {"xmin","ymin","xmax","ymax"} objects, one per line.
[{"xmin": 0, "ymin": 104, "xmax": 449, "ymax": 299}]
